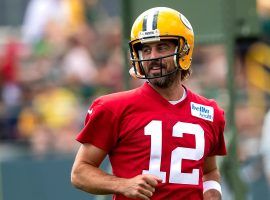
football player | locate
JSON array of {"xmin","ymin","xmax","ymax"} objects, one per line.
[{"xmin": 71, "ymin": 7, "xmax": 226, "ymax": 200}]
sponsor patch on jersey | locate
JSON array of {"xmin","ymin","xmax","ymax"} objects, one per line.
[{"xmin": 190, "ymin": 102, "xmax": 214, "ymax": 122}]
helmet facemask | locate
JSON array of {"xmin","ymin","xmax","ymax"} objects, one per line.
[{"xmin": 129, "ymin": 36, "xmax": 190, "ymax": 79}]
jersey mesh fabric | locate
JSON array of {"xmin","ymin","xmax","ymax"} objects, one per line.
[{"xmin": 76, "ymin": 82, "xmax": 226, "ymax": 200}]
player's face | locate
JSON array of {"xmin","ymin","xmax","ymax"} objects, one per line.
[{"xmin": 141, "ymin": 40, "xmax": 180, "ymax": 88}]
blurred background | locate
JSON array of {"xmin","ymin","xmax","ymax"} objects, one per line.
[{"xmin": 0, "ymin": 0, "xmax": 269, "ymax": 199}]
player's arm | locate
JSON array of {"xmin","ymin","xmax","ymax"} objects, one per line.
[
  {"xmin": 202, "ymin": 156, "xmax": 222, "ymax": 200},
  {"xmin": 71, "ymin": 143, "xmax": 161, "ymax": 200}
]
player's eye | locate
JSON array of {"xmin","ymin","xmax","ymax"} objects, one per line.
[
  {"xmin": 142, "ymin": 46, "xmax": 151, "ymax": 55},
  {"xmin": 157, "ymin": 44, "xmax": 170, "ymax": 52}
]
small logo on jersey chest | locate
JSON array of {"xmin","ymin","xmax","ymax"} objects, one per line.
[
  {"xmin": 190, "ymin": 102, "xmax": 214, "ymax": 122},
  {"xmin": 88, "ymin": 109, "xmax": 93, "ymax": 115}
]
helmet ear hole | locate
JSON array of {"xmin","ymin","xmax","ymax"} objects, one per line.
[
  {"xmin": 178, "ymin": 38, "xmax": 191, "ymax": 70},
  {"xmin": 179, "ymin": 56, "xmax": 191, "ymax": 70}
]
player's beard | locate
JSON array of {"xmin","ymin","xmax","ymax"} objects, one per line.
[{"xmin": 146, "ymin": 61, "xmax": 180, "ymax": 89}]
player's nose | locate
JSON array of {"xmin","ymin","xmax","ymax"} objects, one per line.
[{"xmin": 149, "ymin": 48, "xmax": 161, "ymax": 59}]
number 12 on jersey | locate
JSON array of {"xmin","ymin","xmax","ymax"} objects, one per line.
[{"xmin": 142, "ymin": 120, "xmax": 205, "ymax": 185}]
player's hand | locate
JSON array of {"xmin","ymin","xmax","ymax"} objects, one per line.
[{"xmin": 118, "ymin": 174, "xmax": 162, "ymax": 200}]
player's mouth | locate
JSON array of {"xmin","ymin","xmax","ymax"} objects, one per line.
[
  {"xmin": 150, "ymin": 67, "xmax": 161, "ymax": 73},
  {"xmin": 149, "ymin": 66, "xmax": 165, "ymax": 73}
]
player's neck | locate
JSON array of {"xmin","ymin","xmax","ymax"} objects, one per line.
[{"xmin": 149, "ymin": 81, "xmax": 184, "ymax": 101}]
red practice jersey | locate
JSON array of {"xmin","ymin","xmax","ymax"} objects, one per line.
[{"xmin": 76, "ymin": 82, "xmax": 227, "ymax": 200}]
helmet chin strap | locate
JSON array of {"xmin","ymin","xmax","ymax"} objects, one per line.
[
  {"xmin": 173, "ymin": 46, "xmax": 179, "ymax": 68},
  {"xmin": 129, "ymin": 67, "xmax": 137, "ymax": 78},
  {"xmin": 129, "ymin": 67, "xmax": 146, "ymax": 79}
]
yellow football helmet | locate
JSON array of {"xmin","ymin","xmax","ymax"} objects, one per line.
[{"xmin": 129, "ymin": 7, "xmax": 194, "ymax": 79}]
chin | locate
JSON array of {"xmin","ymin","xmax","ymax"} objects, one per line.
[{"xmin": 150, "ymin": 77, "xmax": 169, "ymax": 88}]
